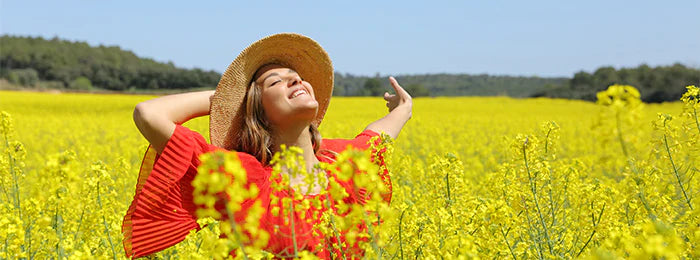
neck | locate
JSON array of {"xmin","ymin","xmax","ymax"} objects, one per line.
[{"xmin": 271, "ymin": 121, "xmax": 319, "ymax": 171}]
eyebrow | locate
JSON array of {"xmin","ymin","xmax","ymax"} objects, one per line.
[{"xmin": 261, "ymin": 69, "xmax": 298, "ymax": 84}]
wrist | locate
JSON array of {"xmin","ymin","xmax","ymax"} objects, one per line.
[
  {"xmin": 394, "ymin": 103, "xmax": 412, "ymax": 113},
  {"xmin": 391, "ymin": 104, "xmax": 412, "ymax": 120}
]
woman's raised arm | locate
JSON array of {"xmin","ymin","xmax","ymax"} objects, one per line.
[
  {"xmin": 364, "ymin": 77, "xmax": 412, "ymax": 139},
  {"xmin": 133, "ymin": 90, "xmax": 215, "ymax": 153}
]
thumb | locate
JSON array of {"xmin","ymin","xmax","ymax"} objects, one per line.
[{"xmin": 383, "ymin": 92, "xmax": 391, "ymax": 99}]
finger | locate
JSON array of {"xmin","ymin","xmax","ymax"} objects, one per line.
[
  {"xmin": 384, "ymin": 93, "xmax": 395, "ymax": 101},
  {"xmin": 389, "ymin": 76, "xmax": 411, "ymax": 98},
  {"xmin": 389, "ymin": 76, "xmax": 400, "ymax": 92}
]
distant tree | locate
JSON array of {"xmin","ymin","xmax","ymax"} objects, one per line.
[
  {"xmin": 0, "ymin": 35, "xmax": 221, "ymax": 90},
  {"xmin": 543, "ymin": 63, "xmax": 700, "ymax": 102},
  {"xmin": 40, "ymin": 81, "xmax": 66, "ymax": 89},
  {"xmin": 69, "ymin": 76, "xmax": 93, "ymax": 90},
  {"xmin": 404, "ymin": 83, "xmax": 430, "ymax": 97},
  {"xmin": 363, "ymin": 78, "xmax": 383, "ymax": 96},
  {"xmin": 7, "ymin": 68, "xmax": 39, "ymax": 87},
  {"xmin": 570, "ymin": 71, "xmax": 593, "ymax": 90},
  {"xmin": 147, "ymin": 79, "xmax": 159, "ymax": 89},
  {"xmin": 333, "ymin": 83, "xmax": 346, "ymax": 96},
  {"xmin": 592, "ymin": 66, "xmax": 619, "ymax": 91}
]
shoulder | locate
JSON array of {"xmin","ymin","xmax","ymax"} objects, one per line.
[
  {"xmin": 234, "ymin": 152, "xmax": 270, "ymax": 183},
  {"xmin": 321, "ymin": 129, "xmax": 381, "ymax": 153},
  {"xmin": 235, "ymin": 152, "xmax": 266, "ymax": 173},
  {"xmin": 200, "ymin": 150, "xmax": 269, "ymax": 183},
  {"xmin": 171, "ymin": 125, "xmax": 268, "ymax": 180},
  {"xmin": 170, "ymin": 124, "xmax": 219, "ymax": 153}
]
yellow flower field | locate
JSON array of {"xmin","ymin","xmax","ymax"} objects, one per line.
[{"xmin": 1, "ymin": 85, "xmax": 698, "ymax": 259}]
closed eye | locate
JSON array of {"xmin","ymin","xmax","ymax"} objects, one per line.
[{"xmin": 270, "ymin": 80, "xmax": 281, "ymax": 86}]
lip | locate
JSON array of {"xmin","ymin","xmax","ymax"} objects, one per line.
[{"xmin": 288, "ymin": 86, "xmax": 309, "ymax": 99}]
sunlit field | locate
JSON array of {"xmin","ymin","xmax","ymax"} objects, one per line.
[{"xmin": 1, "ymin": 86, "xmax": 698, "ymax": 259}]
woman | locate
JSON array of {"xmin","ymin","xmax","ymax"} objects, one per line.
[{"xmin": 122, "ymin": 33, "xmax": 412, "ymax": 258}]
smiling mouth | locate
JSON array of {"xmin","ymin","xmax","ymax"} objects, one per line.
[{"xmin": 289, "ymin": 88, "xmax": 308, "ymax": 99}]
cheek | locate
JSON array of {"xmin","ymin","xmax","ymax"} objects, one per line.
[
  {"xmin": 261, "ymin": 88, "xmax": 287, "ymax": 113},
  {"xmin": 261, "ymin": 93, "xmax": 275, "ymax": 114},
  {"xmin": 304, "ymin": 82, "xmax": 316, "ymax": 99}
]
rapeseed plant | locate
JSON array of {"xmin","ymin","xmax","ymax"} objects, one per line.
[{"xmin": 0, "ymin": 85, "xmax": 698, "ymax": 258}]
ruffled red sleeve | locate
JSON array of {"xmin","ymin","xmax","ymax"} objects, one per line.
[
  {"xmin": 321, "ymin": 129, "xmax": 379, "ymax": 151},
  {"xmin": 122, "ymin": 125, "xmax": 219, "ymax": 258},
  {"xmin": 320, "ymin": 129, "xmax": 392, "ymax": 204}
]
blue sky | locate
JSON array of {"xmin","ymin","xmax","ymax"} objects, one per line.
[{"xmin": 2, "ymin": 0, "xmax": 698, "ymax": 77}]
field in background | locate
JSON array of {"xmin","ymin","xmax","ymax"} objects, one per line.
[{"xmin": 1, "ymin": 88, "xmax": 698, "ymax": 258}]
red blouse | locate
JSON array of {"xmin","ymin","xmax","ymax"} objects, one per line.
[{"xmin": 122, "ymin": 125, "xmax": 392, "ymax": 259}]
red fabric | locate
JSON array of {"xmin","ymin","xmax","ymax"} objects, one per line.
[{"xmin": 122, "ymin": 125, "xmax": 391, "ymax": 259}]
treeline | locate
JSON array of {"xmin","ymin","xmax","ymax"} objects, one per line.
[
  {"xmin": 0, "ymin": 35, "xmax": 221, "ymax": 91},
  {"xmin": 1, "ymin": 35, "xmax": 698, "ymax": 102},
  {"xmin": 535, "ymin": 63, "xmax": 700, "ymax": 102},
  {"xmin": 0, "ymin": 35, "xmax": 567, "ymax": 96},
  {"xmin": 335, "ymin": 64, "xmax": 700, "ymax": 101},
  {"xmin": 334, "ymin": 73, "xmax": 567, "ymax": 97}
]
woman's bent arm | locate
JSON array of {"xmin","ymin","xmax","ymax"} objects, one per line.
[
  {"xmin": 133, "ymin": 90, "xmax": 215, "ymax": 153},
  {"xmin": 364, "ymin": 77, "xmax": 412, "ymax": 139}
]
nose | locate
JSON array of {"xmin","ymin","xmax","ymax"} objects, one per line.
[{"xmin": 287, "ymin": 75, "xmax": 303, "ymax": 87}]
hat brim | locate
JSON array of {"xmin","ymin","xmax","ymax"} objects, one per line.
[{"xmin": 210, "ymin": 33, "xmax": 334, "ymax": 150}]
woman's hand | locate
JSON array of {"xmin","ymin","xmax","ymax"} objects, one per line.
[
  {"xmin": 383, "ymin": 76, "xmax": 413, "ymax": 113},
  {"xmin": 364, "ymin": 77, "xmax": 413, "ymax": 139}
]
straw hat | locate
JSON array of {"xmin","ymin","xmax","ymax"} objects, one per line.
[{"xmin": 210, "ymin": 33, "xmax": 334, "ymax": 150}]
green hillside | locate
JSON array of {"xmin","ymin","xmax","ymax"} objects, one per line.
[
  {"xmin": 1, "ymin": 35, "xmax": 698, "ymax": 102},
  {"xmin": 0, "ymin": 35, "xmax": 221, "ymax": 91}
]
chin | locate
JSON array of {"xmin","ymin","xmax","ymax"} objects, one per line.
[
  {"xmin": 292, "ymin": 99, "xmax": 318, "ymax": 112},
  {"xmin": 295, "ymin": 105, "xmax": 318, "ymax": 120}
]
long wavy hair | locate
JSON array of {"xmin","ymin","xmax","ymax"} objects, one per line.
[{"xmin": 238, "ymin": 80, "xmax": 323, "ymax": 165}]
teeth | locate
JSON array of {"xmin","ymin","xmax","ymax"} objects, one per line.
[{"xmin": 291, "ymin": 89, "xmax": 307, "ymax": 98}]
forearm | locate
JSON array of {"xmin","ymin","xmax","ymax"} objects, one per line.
[
  {"xmin": 365, "ymin": 104, "xmax": 412, "ymax": 139},
  {"xmin": 133, "ymin": 90, "xmax": 215, "ymax": 152},
  {"xmin": 136, "ymin": 90, "xmax": 214, "ymax": 124}
]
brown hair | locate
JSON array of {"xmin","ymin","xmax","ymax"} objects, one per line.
[{"xmin": 238, "ymin": 81, "xmax": 323, "ymax": 165}]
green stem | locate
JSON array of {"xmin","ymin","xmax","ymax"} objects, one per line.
[
  {"xmin": 96, "ymin": 182, "xmax": 117, "ymax": 260},
  {"xmin": 663, "ymin": 134, "xmax": 694, "ymax": 210},
  {"xmin": 288, "ymin": 199, "xmax": 298, "ymax": 257},
  {"xmin": 195, "ymin": 238, "xmax": 204, "ymax": 253},
  {"xmin": 25, "ymin": 220, "xmax": 32, "ymax": 259},
  {"xmin": 0, "ymin": 168, "xmax": 10, "ymax": 204},
  {"xmin": 224, "ymin": 207, "xmax": 249, "ymax": 260},
  {"xmin": 5, "ymin": 137, "xmax": 22, "ymax": 221},
  {"xmin": 523, "ymin": 141, "xmax": 554, "ymax": 256},
  {"xmin": 365, "ymin": 197, "xmax": 385, "ymax": 259},
  {"xmin": 73, "ymin": 209, "xmax": 85, "ymax": 248},
  {"xmin": 398, "ymin": 209, "xmax": 406, "ymax": 260},
  {"xmin": 324, "ymin": 194, "xmax": 347, "ymax": 260},
  {"xmin": 576, "ymin": 202, "xmax": 605, "ymax": 257},
  {"xmin": 638, "ymin": 191, "xmax": 657, "ymax": 221},
  {"xmin": 445, "ymin": 172, "xmax": 451, "ymax": 207},
  {"xmin": 615, "ymin": 112, "xmax": 629, "ymax": 159},
  {"xmin": 693, "ymin": 107, "xmax": 700, "ymax": 135},
  {"xmin": 500, "ymin": 225, "xmax": 517, "ymax": 260},
  {"xmin": 522, "ymin": 202, "xmax": 544, "ymax": 260},
  {"xmin": 544, "ymin": 127, "xmax": 553, "ymax": 155},
  {"xmin": 624, "ymin": 203, "xmax": 634, "ymax": 226},
  {"xmin": 54, "ymin": 200, "xmax": 63, "ymax": 259},
  {"xmin": 362, "ymin": 210, "xmax": 381, "ymax": 260},
  {"xmin": 5, "ymin": 237, "xmax": 9, "ymax": 260}
]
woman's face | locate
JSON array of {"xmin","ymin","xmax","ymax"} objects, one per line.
[{"xmin": 254, "ymin": 64, "xmax": 319, "ymax": 128}]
